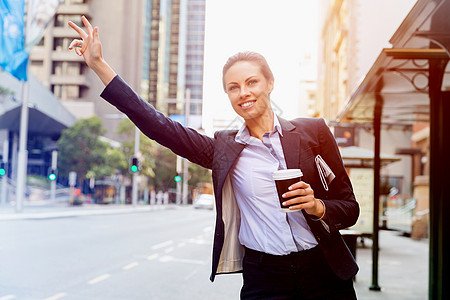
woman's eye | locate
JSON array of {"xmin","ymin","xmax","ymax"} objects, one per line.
[
  {"xmin": 248, "ymin": 80, "xmax": 257, "ymax": 85},
  {"xmin": 228, "ymin": 86, "xmax": 238, "ymax": 92}
]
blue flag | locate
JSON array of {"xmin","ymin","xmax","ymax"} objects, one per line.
[{"xmin": 0, "ymin": 0, "xmax": 28, "ymax": 81}]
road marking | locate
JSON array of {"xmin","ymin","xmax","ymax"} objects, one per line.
[
  {"xmin": 164, "ymin": 246, "xmax": 175, "ymax": 253},
  {"xmin": 123, "ymin": 262, "xmax": 139, "ymax": 270},
  {"xmin": 88, "ymin": 274, "xmax": 111, "ymax": 285},
  {"xmin": 203, "ymin": 226, "xmax": 213, "ymax": 232},
  {"xmin": 147, "ymin": 253, "xmax": 159, "ymax": 260},
  {"xmin": 184, "ymin": 269, "xmax": 199, "ymax": 281},
  {"xmin": 151, "ymin": 240, "xmax": 174, "ymax": 250},
  {"xmin": 0, "ymin": 295, "xmax": 16, "ymax": 300},
  {"xmin": 44, "ymin": 293, "xmax": 66, "ymax": 300},
  {"xmin": 185, "ymin": 238, "xmax": 209, "ymax": 245},
  {"xmin": 159, "ymin": 255, "xmax": 206, "ymax": 265}
]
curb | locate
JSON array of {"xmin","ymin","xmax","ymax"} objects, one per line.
[{"xmin": 0, "ymin": 205, "xmax": 175, "ymax": 221}]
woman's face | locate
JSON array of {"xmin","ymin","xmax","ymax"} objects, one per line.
[{"xmin": 223, "ymin": 61, "xmax": 274, "ymax": 122}]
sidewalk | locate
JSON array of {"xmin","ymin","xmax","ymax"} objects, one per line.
[
  {"xmin": 1, "ymin": 203, "xmax": 429, "ymax": 299},
  {"xmin": 354, "ymin": 230, "xmax": 428, "ymax": 299},
  {"xmin": 0, "ymin": 201, "xmax": 172, "ymax": 221}
]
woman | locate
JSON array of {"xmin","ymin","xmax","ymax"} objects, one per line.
[{"xmin": 69, "ymin": 16, "xmax": 359, "ymax": 299}]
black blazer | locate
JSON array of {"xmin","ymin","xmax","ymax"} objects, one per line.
[{"xmin": 101, "ymin": 76, "xmax": 360, "ymax": 282}]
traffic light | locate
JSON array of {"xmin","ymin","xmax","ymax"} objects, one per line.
[
  {"xmin": 174, "ymin": 174, "xmax": 182, "ymax": 182},
  {"xmin": 48, "ymin": 168, "xmax": 57, "ymax": 181},
  {"xmin": 129, "ymin": 156, "xmax": 141, "ymax": 174},
  {"xmin": 0, "ymin": 162, "xmax": 5, "ymax": 176}
]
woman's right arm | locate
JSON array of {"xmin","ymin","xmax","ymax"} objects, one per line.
[
  {"xmin": 100, "ymin": 75, "xmax": 214, "ymax": 169},
  {"xmin": 68, "ymin": 17, "xmax": 214, "ymax": 169}
]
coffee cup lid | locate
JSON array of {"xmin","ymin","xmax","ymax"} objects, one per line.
[{"xmin": 273, "ymin": 169, "xmax": 303, "ymax": 180}]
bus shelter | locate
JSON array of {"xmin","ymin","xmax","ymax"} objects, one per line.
[{"xmin": 334, "ymin": 0, "xmax": 450, "ymax": 298}]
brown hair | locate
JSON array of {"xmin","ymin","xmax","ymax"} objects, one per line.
[{"xmin": 222, "ymin": 51, "xmax": 274, "ymax": 92}]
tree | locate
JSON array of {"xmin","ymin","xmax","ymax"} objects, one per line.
[
  {"xmin": 115, "ymin": 119, "xmax": 212, "ymax": 192},
  {"xmin": 57, "ymin": 116, "xmax": 126, "ymax": 187}
]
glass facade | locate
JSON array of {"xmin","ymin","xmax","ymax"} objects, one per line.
[{"xmin": 143, "ymin": 0, "xmax": 205, "ymax": 121}]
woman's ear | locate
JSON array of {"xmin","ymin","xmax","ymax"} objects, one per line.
[{"xmin": 268, "ymin": 80, "xmax": 274, "ymax": 94}]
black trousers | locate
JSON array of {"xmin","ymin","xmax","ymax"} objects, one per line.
[{"xmin": 240, "ymin": 246, "xmax": 357, "ymax": 300}]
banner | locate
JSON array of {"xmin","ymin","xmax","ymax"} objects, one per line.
[
  {"xmin": 0, "ymin": 0, "xmax": 28, "ymax": 81},
  {"xmin": 348, "ymin": 168, "xmax": 374, "ymax": 234},
  {"xmin": 25, "ymin": 0, "xmax": 62, "ymax": 51}
]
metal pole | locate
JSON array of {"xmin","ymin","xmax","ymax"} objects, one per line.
[
  {"xmin": 428, "ymin": 49, "xmax": 449, "ymax": 300},
  {"xmin": 15, "ymin": 80, "xmax": 29, "ymax": 213},
  {"xmin": 370, "ymin": 91, "xmax": 382, "ymax": 292},
  {"xmin": 176, "ymin": 155, "xmax": 182, "ymax": 204},
  {"xmin": 1, "ymin": 139, "xmax": 9, "ymax": 207},
  {"xmin": 50, "ymin": 150, "xmax": 57, "ymax": 202},
  {"xmin": 182, "ymin": 89, "xmax": 190, "ymax": 205},
  {"xmin": 132, "ymin": 127, "xmax": 140, "ymax": 207},
  {"xmin": 15, "ymin": 0, "xmax": 32, "ymax": 213}
]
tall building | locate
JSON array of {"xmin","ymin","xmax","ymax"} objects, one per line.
[
  {"xmin": 318, "ymin": 0, "xmax": 418, "ymax": 226},
  {"xmin": 29, "ymin": 0, "xmax": 205, "ymax": 138},
  {"xmin": 28, "ymin": 0, "xmax": 144, "ymax": 141},
  {"xmin": 317, "ymin": 0, "xmax": 416, "ymax": 120},
  {"xmin": 141, "ymin": 0, "xmax": 206, "ymax": 127}
]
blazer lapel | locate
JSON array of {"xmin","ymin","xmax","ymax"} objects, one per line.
[{"xmin": 278, "ymin": 117, "xmax": 301, "ymax": 169}]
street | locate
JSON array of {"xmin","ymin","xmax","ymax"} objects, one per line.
[
  {"xmin": 0, "ymin": 207, "xmax": 242, "ymax": 299},
  {"xmin": 0, "ymin": 205, "xmax": 429, "ymax": 299}
]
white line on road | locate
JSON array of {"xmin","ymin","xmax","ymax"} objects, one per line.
[
  {"xmin": 184, "ymin": 268, "xmax": 199, "ymax": 281},
  {"xmin": 147, "ymin": 253, "xmax": 159, "ymax": 260},
  {"xmin": 122, "ymin": 262, "xmax": 139, "ymax": 270},
  {"xmin": 88, "ymin": 274, "xmax": 111, "ymax": 285},
  {"xmin": 151, "ymin": 240, "xmax": 174, "ymax": 250},
  {"xmin": 0, "ymin": 295, "xmax": 16, "ymax": 300},
  {"xmin": 159, "ymin": 255, "xmax": 206, "ymax": 265},
  {"xmin": 164, "ymin": 247, "xmax": 175, "ymax": 253},
  {"xmin": 44, "ymin": 293, "xmax": 66, "ymax": 300},
  {"xmin": 203, "ymin": 226, "xmax": 213, "ymax": 233}
]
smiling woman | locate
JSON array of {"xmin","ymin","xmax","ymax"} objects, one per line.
[{"xmin": 68, "ymin": 16, "xmax": 359, "ymax": 299}]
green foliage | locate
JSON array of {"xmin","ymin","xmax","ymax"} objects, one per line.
[
  {"xmin": 57, "ymin": 116, "xmax": 126, "ymax": 184},
  {"xmin": 0, "ymin": 86, "xmax": 14, "ymax": 96},
  {"xmin": 115, "ymin": 118, "xmax": 212, "ymax": 191},
  {"xmin": 188, "ymin": 163, "xmax": 212, "ymax": 187},
  {"xmin": 116, "ymin": 118, "xmax": 157, "ymax": 178}
]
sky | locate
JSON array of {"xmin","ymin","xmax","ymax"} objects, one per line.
[{"xmin": 202, "ymin": 1, "xmax": 320, "ymax": 135}]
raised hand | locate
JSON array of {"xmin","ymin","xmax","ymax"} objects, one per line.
[{"xmin": 68, "ymin": 16, "xmax": 116, "ymax": 85}]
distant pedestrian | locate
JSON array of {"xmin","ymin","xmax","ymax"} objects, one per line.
[{"xmin": 69, "ymin": 16, "xmax": 359, "ymax": 299}]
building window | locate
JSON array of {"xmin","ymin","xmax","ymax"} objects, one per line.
[
  {"xmin": 51, "ymin": 85, "xmax": 62, "ymax": 98},
  {"xmin": 52, "ymin": 61, "xmax": 63, "ymax": 75},
  {"xmin": 66, "ymin": 85, "xmax": 79, "ymax": 99}
]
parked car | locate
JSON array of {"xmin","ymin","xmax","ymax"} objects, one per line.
[{"xmin": 193, "ymin": 194, "xmax": 214, "ymax": 210}]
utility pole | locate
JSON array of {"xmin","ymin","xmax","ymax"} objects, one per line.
[
  {"xmin": 50, "ymin": 150, "xmax": 57, "ymax": 202},
  {"xmin": 132, "ymin": 127, "xmax": 140, "ymax": 207},
  {"xmin": 182, "ymin": 89, "xmax": 191, "ymax": 205},
  {"xmin": 15, "ymin": 1, "xmax": 33, "ymax": 213},
  {"xmin": 16, "ymin": 79, "xmax": 29, "ymax": 213},
  {"xmin": 1, "ymin": 140, "xmax": 9, "ymax": 207},
  {"xmin": 167, "ymin": 90, "xmax": 201, "ymax": 204},
  {"xmin": 176, "ymin": 155, "xmax": 182, "ymax": 204}
]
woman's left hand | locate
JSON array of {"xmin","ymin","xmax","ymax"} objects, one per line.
[{"xmin": 281, "ymin": 181, "xmax": 325, "ymax": 219}]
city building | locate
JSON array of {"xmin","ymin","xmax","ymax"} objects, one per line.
[
  {"xmin": 0, "ymin": 71, "xmax": 75, "ymax": 180},
  {"xmin": 334, "ymin": 0, "xmax": 450, "ymax": 295},
  {"xmin": 28, "ymin": 0, "xmax": 145, "ymax": 141},
  {"xmin": 141, "ymin": 0, "xmax": 206, "ymax": 128},
  {"xmin": 317, "ymin": 0, "xmax": 417, "ymax": 205}
]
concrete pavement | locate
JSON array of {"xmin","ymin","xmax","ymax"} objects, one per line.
[{"xmin": 0, "ymin": 202, "xmax": 429, "ymax": 299}]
